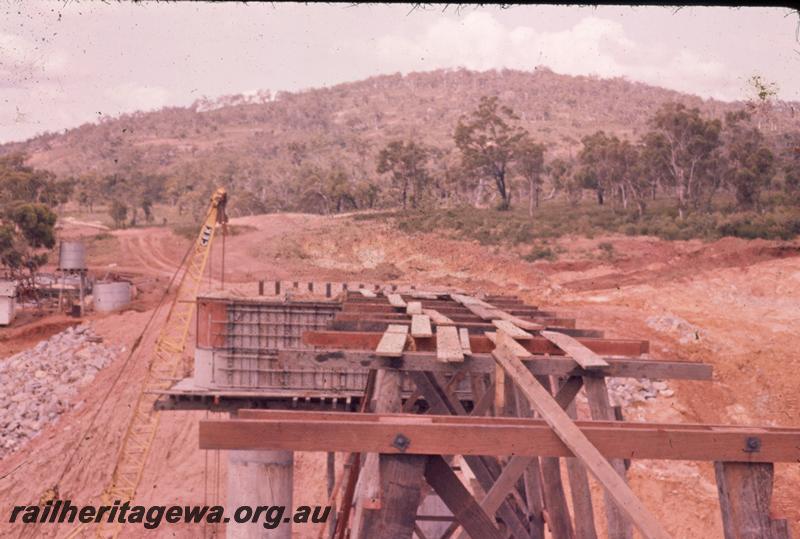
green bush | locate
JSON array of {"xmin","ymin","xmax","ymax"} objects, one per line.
[
  {"xmin": 384, "ymin": 196, "xmax": 800, "ymax": 249},
  {"xmin": 523, "ymin": 245, "xmax": 557, "ymax": 262}
]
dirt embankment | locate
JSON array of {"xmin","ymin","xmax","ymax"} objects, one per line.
[{"xmin": 1, "ymin": 214, "xmax": 798, "ymax": 538}]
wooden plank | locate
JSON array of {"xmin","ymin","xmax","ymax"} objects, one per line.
[
  {"xmin": 423, "ymin": 308, "xmax": 455, "ymax": 326},
  {"xmin": 203, "ymin": 412, "xmax": 800, "ymax": 462},
  {"xmin": 386, "ymin": 293, "xmax": 407, "ymax": 309},
  {"xmin": 282, "ymin": 350, "xmax": 714, "ymax": 381},
  {"xmin": 484, "ymin": 331, "xmax": 530, "ymax": 359},
  {"xmin": 508, "ymin": 387, "xmax": 546, "ymax": 539},
  {"xmin": 303, "ymin": 330, "xmax": 649, "ymax": 357},
  {"xmin": 411, "ymin": 375, "xmax": 532, "ymax": 539},
  {"xmin": 465, "ymin": 302, "xmax": 503, "ymax": 321},
  {"xmin": 329, "ymin": 318, "xmax": 599, "ymax": 337},
  {"xmin": 492, "ymin": 319, "xmax": 533, "ymax": 340},
  {"xmin": 358, "ymin": 288, "xmax": 377, "ymax": 298},
  {"xmin": 495, "ymin": 312, "xmax": 544, "ymax": 331},
  {"xmin": 536, "ymin": 375, "xmax": 575, "ymax": 539},
  {"xmin": 424, "ymin": 456, "xmax": 503, "ymax": 539},
  {"xmin": 452, "ymin": 455, "xmax": 533, "ymax": 539},
  {"xmin": 452, "ymin": 293, "xmax": 544, "ymax": 330},
  {"xmin": 458, "ymin": 328, "xmax": 472, "ymax": 354},
  {"xmin": 714, "ymin": 462, "xmax": 790, "ymax": 539},
  {"xmin": 541, "ymin": 330, "xmax": 610, "ymax": 369},
  {"xmin": 406, "ymin": 301, "xmax": 423, "ymax": 315},
  {"xmin": 407, "ymin": 291, "xmax": 441, "ymax": 300},
  {"xmin": 375, "ymin": 325, "xmax": 408, "ymax": 358},
  {"xmin": 436, "ymin": 326, "xmax": 464, "ymax": 363},
  {"xmin": 494, "ymin": 364, "xmax": 505, "ymax": 412},
  {"xmin": 584, "ymin": 376, "xmax": 633, "ymax": 539},
  {"xmin": 411, "ymin": 315, "xmax": 433, "ymax": 338},
  {"xmin": 561, "ymin": 379, "xmax": 599, "ymax": 539},
  {"xmin": 554, "ymin": 376, "xmax": 584, "ymax": 409},
  {"xmin": 492, "ymin": 331, "xmax": 670, "ymax": 539}
]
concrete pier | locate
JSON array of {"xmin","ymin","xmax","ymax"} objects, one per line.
[{"xmin": 227, "ymin": 450, "xmax": 294, "ymax": 539}]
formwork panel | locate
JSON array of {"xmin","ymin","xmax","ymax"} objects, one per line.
[{"xmin": 196, "ymin": 295, "xmax": 370, "ymax": 392}]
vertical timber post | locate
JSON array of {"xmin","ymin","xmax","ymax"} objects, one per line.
[
  {"xmin": 78, "ymin": 271, "xmax": 85, "ymax": 317},
  {"xmin": 536, "ymin": 376, "xmax": 575, "ymax": 539},
  {"xmin": 511, "ymin": 385, "xmax": 546, "ymax": 539},
  {"xmin": 563, "ymin": 384, "xmax": 598, "ymax": 539},
  {"xmin": 714, "ymin": 462, "xmax": 790, "ymax": 539},
  {"xmin": 353, "ymin": 369, "xmax": 426, "ymax": 539},
  {"xmin": 584, "ymin": 375, "xmax": 633, "ymax": 539}
]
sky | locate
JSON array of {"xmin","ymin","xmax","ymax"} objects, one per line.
[{"xmin": 1, "ymin": 3, "xmax": 798, "ymax": 144}]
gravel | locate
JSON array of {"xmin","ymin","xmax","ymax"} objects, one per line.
[
  {"xmin": 0, "ymin": 323, "xmax": 123, "ymax": 459},
  {"xmin": 646, "ymin": 313, "xmax": 705, "ymax": 344},
  {"xmin": 607, "ymin": 377, "xmax": 674, "ymax": 407}
]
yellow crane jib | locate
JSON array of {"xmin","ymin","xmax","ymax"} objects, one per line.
[{"xmin": 66, "ymin": 187, "xmax": 228, "ymax": 539}]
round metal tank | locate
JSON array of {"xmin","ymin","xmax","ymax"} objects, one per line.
[
  {"xmin": 93, "ymin": 281, "xmax": 131, "ymax": 312},
  {"xmin": 59, "ymin": 241, "xmax": 87, "ymax": 270}
]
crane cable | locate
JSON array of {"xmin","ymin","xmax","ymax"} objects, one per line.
[{"xmin": 23, "ymin": 234, "xmax": 199, "ymax": 539}]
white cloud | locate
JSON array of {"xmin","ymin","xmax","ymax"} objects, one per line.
[
  {"xmin": 377, "ymin": 12, "xmax": 737, "ymax": 100},
  {"xmin": 0, "ymin": 32, "xmax": 69, "ymax": 89},
  {"xmin": 106, "ymin": 83, "xmax": 170, "ymax": 113}
]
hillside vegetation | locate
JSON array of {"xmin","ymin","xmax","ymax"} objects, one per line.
[{"xmin": 0, "ymin": 67, "xmax": 798, "ymax": 246}]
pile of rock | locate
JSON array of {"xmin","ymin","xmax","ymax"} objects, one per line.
[
  {"xmin": 646, "ymin": 313, "xmax": 705, "ymax": 344},
  {"xmin": 607, "ymin": 377, "xmax": 674, "ymax": 407},
  {"xmin": 0, "ymin": 323, "xmax": 123, "ymax": 458}
]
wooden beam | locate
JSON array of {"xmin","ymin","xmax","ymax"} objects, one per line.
[
  {"xmin": 406, "ymin": 301, "xmax": 423, "ymax": 315},
  {"xmin": 375, "ymin": 325, "xmax": 408, "ymax": 358},
  {"xmin": 554, "ymin": 376, "xmax": 584, "ymax": 410},
  {"xmin": 484, "ymin": 331, "xmax": 531, "ymax": 358},
  {"xmin": 584, "ymin": 376, "xmax": 632, "ymax": 539},
  {"xmin": 336, "ymin": 311, "xmax": 580, "ymax": 329},
  {"xmin": 423, "ymin": 308, "xmax": 455, "ymax": 326},
  {"xmin": 424, "ymin": 455, "xmax": 504, "ymax": 539},
  {"xmin": 451, "ymin": 293, "xmax": 544, "ymax": 330},
  {"xmin": 356, "ymin": 367, "xmax": 426, "ymax": 538},
  {"xmin": 494, "ymin": 364, "xmax": 506, "ymax": 412},
  {"xmin": 410, "ymin": 373, "xmax": 532, "ymax": 539},
  {"xmin": 458, "ymin": 328, "xmax": 472, "ymax": 355},
  {"xmin": 330, "ymin": 318, "xmax": 600, "ymax": 338},
  {"xmin": 280, "ymin": 350, "xmax": 714, "ymax": 381},
  {"xmin": 535, "ymin": 375, "xmax": 575, "ymax": 539},
  {"xmin": 343, "ymin": 302, "xmax": 551, "ymax": 318},
  {"xmin": 565, "ymin": 418, "xmax": 599, "ymax": 539},
  {"xmin": 714, "ymin": 462, "xmax": 791, "ymax": 539},
  {"xmin": 492, "ymin": 331, "xmax": 670, "ymax": 539},
  {"xmin": 203, "ymin": 412, "xmax": 800, "ymax": 463},
  {"xmin": 492, "ymin": 319, "xmax": 533, "ymax": 340},
  {"xmin": 303, "ymin": 330, "xmax": 649, "ymax": 357},
  {"xmin": 386, "ymin": 293, "xmax": 407, "ymax": 309},
  {"xmin": 453, "ymin": 455, "xmax": 533, "ymax": 539},
  {"xmin": 411, "ymin": 315, "xmax": 433, "ymax": 338},
  {"xmin": 436, "ymin": 326, "xmax": 464, "ymax": 363},
  {"xmin": 510, "ymin": 387, "xmax": 546, "ymax": 539},
  {"xmin": 541, "ymin": 330, "xmax": 610, "ymax": 369}
]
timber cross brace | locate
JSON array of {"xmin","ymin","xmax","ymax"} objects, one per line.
[{"xmin": 196, "ymin": 288, "xmax": 798, "ymax": 539}]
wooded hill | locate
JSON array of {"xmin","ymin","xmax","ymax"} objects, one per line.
[{"xmin": 1, "ymin": 67, "xmax": 797, "ymax": 216}]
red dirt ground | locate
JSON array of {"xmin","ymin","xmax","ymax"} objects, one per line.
[{"xmin": 1, "ymin": 213, "xmax": 798, "ymax": 538}]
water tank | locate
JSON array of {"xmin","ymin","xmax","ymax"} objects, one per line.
[
  {"xmin": 94, "ymin": 281, "xmax": 131, "ymax": 312},
  {"xmin": 59, "ymin": 241, "xmax": 87, "ymax": 270}
]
